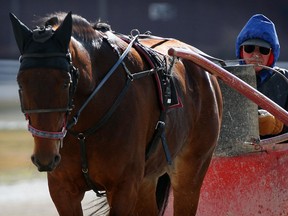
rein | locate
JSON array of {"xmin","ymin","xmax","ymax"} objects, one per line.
[
  {"xmin": 67, "ymin": 33, "xmax": 165, "ymax": 133},
  {"xmin": 66, "ymin": 34, "xmax": 139, "ymax": 129}
]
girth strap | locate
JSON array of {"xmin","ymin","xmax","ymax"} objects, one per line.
[
  {"xmin": 145, "ymin": 56, "xmax": 174, "ymax": 165},
  {"xmin": 145, "ymin": 110, "xmax": 172, "ymax": 165}
]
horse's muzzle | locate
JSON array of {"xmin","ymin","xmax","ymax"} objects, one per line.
[{"xmin": 31, "ymin": 154, "xmax": 61, "ymax": 172}]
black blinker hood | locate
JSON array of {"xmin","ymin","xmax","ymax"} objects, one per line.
[{"xmin": 9, "ymin": 12, "xmax": 73, "ymax": 71}]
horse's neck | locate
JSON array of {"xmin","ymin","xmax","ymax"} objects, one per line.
[
  {"xmin": 69, "ymin": 38, "xmax": 94, "ymax": 94},
  {"xmin": 69, "ymin": 31, "xmax": 126, "ymax": 101},
  {"xmin": 68, "ymin": 32, "xmax": 131, "ymax": 131}
]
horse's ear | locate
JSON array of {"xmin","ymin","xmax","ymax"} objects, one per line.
[
  {"xmin": 54, "ymin": 12, "xmax": 72, "ymax": 51},
  {"xmin": 9, "ymin": 13, "xmax": 32, "ymax": 54}
]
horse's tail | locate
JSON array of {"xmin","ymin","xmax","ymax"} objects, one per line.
[{"xmin": 156, "ymin": 173, "xmax": 171, "ymax": 216}]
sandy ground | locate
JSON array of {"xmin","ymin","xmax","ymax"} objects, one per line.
[
  {"xmin": 0, "ymin": 178, "xmax": 108, "ymax": 216},
  {"xmin": 0, "ymin": 179, "xmax": 58, "ymax": 216}
]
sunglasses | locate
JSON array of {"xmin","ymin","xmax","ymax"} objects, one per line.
[{"xmin": 243, "ymin": 45, "xmax": 271, "ymax": 55}]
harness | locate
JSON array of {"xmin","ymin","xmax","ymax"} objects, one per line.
[
  {"xmin": 19, "ymin": 26, "xmax": 179, "ymax": 197},
  {"xmin": 66, "ymin": 32, "xmax": 177, "ymax": 196}
]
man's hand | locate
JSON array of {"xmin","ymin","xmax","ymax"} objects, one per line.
[{"xmin": 258, "ymin": 109, "xmax": 284, "ymax": 136}]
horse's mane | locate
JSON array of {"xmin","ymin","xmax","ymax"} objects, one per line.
[{"xmin": 36, "ymin": 12, "xmax": 112, "ymax": 42}]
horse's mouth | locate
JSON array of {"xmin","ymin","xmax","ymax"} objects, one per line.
[
  {"xmin": 31, "ymin": 154, "xmax": 61, "ymax": 172},
  {"xmin": 37, "ymin": 165, "xmax": 54, "ymax": 172}
]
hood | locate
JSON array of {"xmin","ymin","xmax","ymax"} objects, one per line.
[{"xmin": 235, "ymin": 14, "xmax": 280, "ymax": 67}]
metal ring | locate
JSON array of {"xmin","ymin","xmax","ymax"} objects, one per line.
[
  {"xmin": 78, "ymin": 133, "xmax": 85, "ymax": 140},
  {"xmin": 130, "ymin": 29, "xmax": 140, "ymax": 37},
  {"xmin": 82, "ymin": 168, "xmax": 88, "ymax": 173}
]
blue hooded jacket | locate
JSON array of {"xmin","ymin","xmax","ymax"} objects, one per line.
[
  {"xmin": 235, "ymin": 14, "xmax": 280, "ymax": 67},
  {"xmin": 236, "ymin": 14, "xmax": 288, "ymax": 138}
]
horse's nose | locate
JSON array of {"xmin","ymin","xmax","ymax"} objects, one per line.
[{"xmin": 31, "ymin": 154, "xmax": 61, "ymax": 172}]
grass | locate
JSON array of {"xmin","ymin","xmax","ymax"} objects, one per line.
[{"xmin": 0, "ymin": 130, "xmax": 46, "ymax": 183}]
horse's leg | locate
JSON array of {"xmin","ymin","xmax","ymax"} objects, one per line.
[
  {"xmin": 132, "ymin": 173, "xmax": 171, "ymax": 216},
  {"xmin": 170, "ymin": 143, "xmax": 215, "ymax": 216},
  {"xmin": 133, "ymin": 178, "xmax": 159, "ymax": 216},
  {"xmin": 170, "ymin": 128, "xmax": 217, "ymax": 216},
  {"xmin": 48, "ymin": 173, "xmax": 85, "ymax": 216},
  {"xmin": 167, "ymin": 66, "xmax": 221, "ymax": 215},
  {"xmin": 106, "ymin": 180, "xmax": 143, "ymax": 216}
]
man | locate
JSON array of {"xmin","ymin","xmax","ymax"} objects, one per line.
[{"xmin": 235, "ymin": 14, "xmax": 288, "ymax": 137}]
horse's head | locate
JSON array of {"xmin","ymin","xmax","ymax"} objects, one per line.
[{"xmin": 10, "ymin": 12, "xmax": 78, "ymax": 171}]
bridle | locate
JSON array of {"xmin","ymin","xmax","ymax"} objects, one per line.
[
  {"xmin": 19, "ymin": 52, "xmax": 78, "ymax": 114},
  {"xmin": 18, "ymin": 51, "xmax": 79, "ymax": 140}
]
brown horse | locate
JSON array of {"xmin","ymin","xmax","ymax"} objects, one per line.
[{"xmin": 10, "ymin": 12, "xmax": 222, "ymax": 215}]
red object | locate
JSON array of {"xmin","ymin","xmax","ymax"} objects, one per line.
[
  {"xmin": 197, "ymin": 150, "xmax": 288, "ymax": 215},
  {"xmin": 164, "ymin": 149, "xmax": 288, "ymax": 215}
]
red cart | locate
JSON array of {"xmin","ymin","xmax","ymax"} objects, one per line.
[{"xmin": 165, "ymin": 48, "xmax": 288, "ymax": 216}]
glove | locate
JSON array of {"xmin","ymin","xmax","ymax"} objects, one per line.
[{"xmin": 258, "ymin": 109, "xmax": 284, "ymax": 136}]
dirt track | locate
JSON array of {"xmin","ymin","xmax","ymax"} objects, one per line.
[
  {"xmin": 0, "ymin": 178, "xmax": 105, "ymax": 216},
  {"xmin": 0, "ymin": 179, "xmax": 58, "ymax": 216}
]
